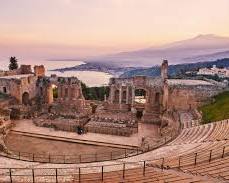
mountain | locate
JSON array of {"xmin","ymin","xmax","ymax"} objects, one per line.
[
  {"xmin": 86, "ymin": 34, "xmax": 229, "ymax": 67},
  {"xmin": 120, "ymin": 58, "xmax": 229, "ymax": 78}
]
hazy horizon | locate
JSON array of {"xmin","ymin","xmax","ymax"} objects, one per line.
[{"xmin": 1, "ymin": 0, "xmax": 229, "ymax": 61}]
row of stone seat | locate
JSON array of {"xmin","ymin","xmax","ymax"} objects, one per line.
[
  {"xmin": 91, "ymin": 116, "xmax": 135, "ymax": 125},
  {"xmin": 1, "ymin": 119, "xmax": 228, "ymax": 182},
  {"xmin": 179, "ymin": 155, "xmax": 229, "ymax": 181},
  {"xmin": 71, "ymin": 166, "xmax": 216, "ymax": 183},
  {"xmin": 85, "ymin": 125, "xmax": 137, "ymax": 137},
  {"xmin": 169, "ymin": 119, "xmax": 229, "ymax": 145},
  {"xmin": 87, "ymin": 121, "xmax": 126, "ymax": 128}
]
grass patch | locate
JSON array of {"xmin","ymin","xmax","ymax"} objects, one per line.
[{"xmin": 199, "ymin": 91, "xmax": 229, "ymax": 124}]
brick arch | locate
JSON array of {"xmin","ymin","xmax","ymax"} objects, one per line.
[{"xmin": 22, "ymin": 92, "xmax": 30, "ymax": 105}]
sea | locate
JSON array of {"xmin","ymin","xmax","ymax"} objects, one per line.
[{"xmin": 0, "ymin": 60, "xmax": 113, "ymax": 87}]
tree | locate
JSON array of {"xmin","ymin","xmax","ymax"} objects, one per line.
[
  {"xmin": 81, "ymin": 81, "xmax": 109, "ymax": 101},
  {"xmin": 9, "ymin": 57, "xmax": 18, "ymax": 70}
]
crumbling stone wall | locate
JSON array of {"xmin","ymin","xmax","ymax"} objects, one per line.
[
  {"xmin": 167, "ymin": 85, "xmax": 222, "ymax": 110},
  {"xmin": 0, "ymin": 120, "xmax": 13, "ymax": 154},
  {"xmin": 0, "ymin": 75, "xmax": 38, "ymax": 104},
  {"xmin": 34, "ymin": 65, "xmax": 45, "ymax": 77},
  {"xmin": 0, "ymin": 65, "xmax": 32, "ymax": 77},
  {"xmin": 106, "ymin": 60, "xmax": 224, "ymax": 125}
]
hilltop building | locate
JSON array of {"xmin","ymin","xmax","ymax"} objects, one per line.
[{"xmin": 197, "ymin": 65, "xmax": 229, "ymax": 78}]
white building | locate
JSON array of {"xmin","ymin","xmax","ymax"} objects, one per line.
[{"xmin": 197, "ymin": 65, "xmax": 229, "ymax": 78}]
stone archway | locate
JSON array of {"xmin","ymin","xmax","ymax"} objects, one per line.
[
  {"xmin": 134, "ymin": 88, "xmax": 147, "ymax": 104},
  {"xmin": 122, "ymin": 90, "xmax": 127, "ymax": 103},
  {"xmin": 22, "ymin": 92, "xmax": 30, "ymax": 105},
  {"xmin": 114, "ymin": 90, "xmax": 119, "ymax": 103},
  {"xmin": 155, "ymin": 92, "xmax": 160, "ymax": 105},
  {"xmin": 52, "ymin": 84, "xmax": 58, "ymax": 99}
]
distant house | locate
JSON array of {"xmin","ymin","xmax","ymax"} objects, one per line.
[{"xmin": 197, "ymin": 65, "xmax": 229, "ymax": 78}]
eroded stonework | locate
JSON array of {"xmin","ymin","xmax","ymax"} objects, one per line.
[
  {"xmin": 102, "ymin": 60, "xmax": 224, "ymax": 125},
  {"xmin": 0, "ymin": 60, "xmax": 225, "ymax": 137}
]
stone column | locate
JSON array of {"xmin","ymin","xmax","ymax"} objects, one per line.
[
  {"xmin": 78, "ymin": 85, "xmax": 84, "ymax": 99},
  {"xmin": 68, "ymin": 86, "xmax": 72, "ymax": 100},
  {"xmin": 47, "ymin": 85, "xmax": 53, "ymax": 104},
  {"xmin": 104, "ymin": 94, "xmax": 107, "ymax": 102},
  {"xmin": 126, "ymin": 85, "xmax": 129, "ymax": 104},
  {"xmin": 57, "ymin": 87, "xmax": 62, "ymax": 100},
  {"xmin": 110, "ymin": 85, "xmax": 115, "ymax": 104},
  {"xmin": 119, "ymin": 85, "xmax": 122, "ymax": 105},
  {"xmin": 61, "ymin": 86, "xmax": 65, "ymax": 100},
  {"xmin": 131, "ymin": 86, "xmax": 135, "ymax": 106}
]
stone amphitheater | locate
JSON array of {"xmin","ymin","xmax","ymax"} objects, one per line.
[{"xmin": 0, "ymin": 60, "xmax": 228, "ymax": 183}]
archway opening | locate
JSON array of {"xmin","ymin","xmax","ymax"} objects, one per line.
[
  {"xmin": 10, "ymin": 108, "xmax": 20, "ymax": 120},
  {"xmin": 135, "ymin": 89, "xmax": 146, "ymax": 104},
  {"xmin": 136, "ymin": 110, "xmax": 143, "ymax": 119},
  {"xmin": 114, "ymin": 90, "xmax": 119, "ymax": 103},
  {"xmin": 22, "ymin": 92, "xmax": 30, "ymax": 105},
  {"xmin": 155, "ymin": 92, "xmax": 160, "ymax": 105},
  {"xmin": 122, "ymin": 90, "xmax": 127, "ymax": 103},
  {"xmin": 52, "ymin": 84, "xmax": 58, "ymax": 98},
  {"xmin": 3, "ymin": 87, "xmax": 7, "ymax": 93}
]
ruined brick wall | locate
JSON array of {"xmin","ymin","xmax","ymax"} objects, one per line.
[
  {"xmin": 20, "ymin": 65, "xmax": 32, "ymax": 74},
  {"xmin": 0, "ymin": 75, "xmax": 38, "ymax": 104},
  {"xmin": 0, "ymin": 79, "xmax": 21, "ymax": 102},
  {"xmin": 0, "ymin": 65, "xmax": 32, "ymax": 77},
  {"xmin": 20, "ymin": 76, "xmax": 38, "ymax": 101},
  {"xmin": 167, "ymin": 85, "xmax": 221, "ymax": 110},
  {"xmin": 34, "ymin": 65, "xmax": 45, "ymax": 77}
]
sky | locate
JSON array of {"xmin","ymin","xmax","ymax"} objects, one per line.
[{"xmin": 0, "ymin": 0, "xmax": 229, "ymax": 59}]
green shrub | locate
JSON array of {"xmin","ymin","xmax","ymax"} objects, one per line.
[{"xmin": 199, "ymin": 91, "xmax": 229, "ymax": 124}]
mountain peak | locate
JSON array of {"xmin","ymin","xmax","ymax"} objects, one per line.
[{"xmin": 194, "ymin": 34, "xmax": 216, "ymax": 39}]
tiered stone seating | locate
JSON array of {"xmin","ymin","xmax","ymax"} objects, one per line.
[
  {"xmin": 179, "ymin": 111, "xmax": 195, "ymax": 129},
  {"xmin": 180, "ymin": 155, "xmax": 229, "ymax": 181},
  {"xmin": 73, "ymin": 166, "xmax": 216, "ymax": 183},
  {"xmin": 169, "ymin": 119, "xmax": 229, "ymax": 145},
  {"xmin": 0, "ymin": 118, "xmax": 229, "ymax": 182}
]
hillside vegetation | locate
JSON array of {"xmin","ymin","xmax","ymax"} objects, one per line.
[
  {"xmin": 121, "ymin": 58, "xmax": 229, "ymax": 78},
  {"xmin": 200, "ymin": 91, "xmax": 229, "ymax": 124}
]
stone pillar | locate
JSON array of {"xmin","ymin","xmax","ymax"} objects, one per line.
[
  {"xmin": 78, "ymin": 84, "xmax": 84, "ymax": 99},
  {"xmin": 68, "ymin": 87, "xmax": 72, "ymax": 100},
  {"xmin": 58, "ymin": 87, "xmax": 62, "ymax": 100},
  {"xmin": 119, "ymin": 85, "xmax": 122, "ymax": 105},
  {"xmin": 72, "ymin": 87, "xmax": 76, "ymax": 99},
  {"xmin": 110, "ymin": 85, "xmax": 115, "ymax": 104},
  {"xmin": 163, "ymin": 80, "xmax": 169, "ymax": 110},
  {"xmin": 104, "ymin": 94, "xmax": 107, "ymax": 102},
  {"xmin": 131, "ymin": 86, "xmax": 135, "ymax": 106},
  {"xmin": 126, "ymin": 85, "xmax": 129, "ymax": 104},
  {"xmin": 161, "ymin": 60, "xmax": 168, "ymax": 81},
  {"xmin": 47, "ymin": 85, "xmax": 53, "ymax": 104},
  {"xmin": 61, "ymin": 86, "xmax": 65, "ymax": 100}
]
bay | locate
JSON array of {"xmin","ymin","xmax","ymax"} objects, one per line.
[{"xmin": 0, "ymin": 60, "xmax": 112, "ymax": 87}]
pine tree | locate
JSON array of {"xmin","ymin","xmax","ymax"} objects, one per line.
[{"xmin": 9, "ymin": 57, "xmax": 19, "ymax": 70}]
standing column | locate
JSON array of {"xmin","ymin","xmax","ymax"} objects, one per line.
[
  {"xmin": 131, "ymin": 86, "xmax": 135, "ymax": 106},
  {"xmin": 71, "ymin": 87, "xmax": 76, "ymax": 99},
  {"xmin": 110, "ymin": 85, "xmax": 115, "ymax": 104},
  {"xmin": 104, "ymin": 94, "xmax": 107, "ymax": 102},
  {"xmin": 126, "ymin": 85, "xmax": 129, "ymax": 104},
  {"xmin": 47, "ymin": 85, "xmax": 53, "ymax": 104},
  {"xmin": 61, "ymin": 86, "xmax": 65, "ymax": 100},
  {"xmin": 119, "ymin": 85, "xmax": 122, "ymax": 105},
  {"xmin": 57, "ymin": 87, "xmax": 62, "ymax": 100},
  {"xmin": 68, "ymin": 87, "xmax": 72, "ymax": 100}
]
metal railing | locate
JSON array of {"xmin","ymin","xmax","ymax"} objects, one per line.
[
  {"xmin": 2, "ymin": 133, "xmax": 176, "ymax": 164},
  {"xmin": 0, "ymin": 144, "xmax": 228, "ymax": 183}
]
